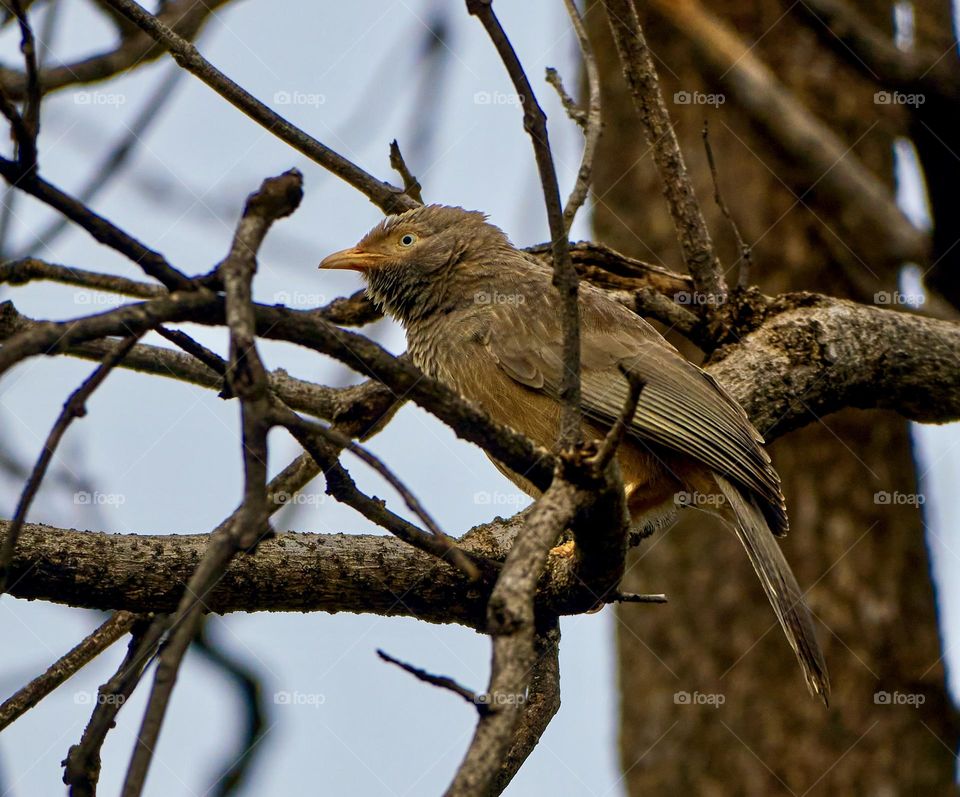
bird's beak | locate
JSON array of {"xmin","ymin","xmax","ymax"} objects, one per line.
[{"xmin": 318, "ymin": 246, "xmax": 387, "ymax": 272}]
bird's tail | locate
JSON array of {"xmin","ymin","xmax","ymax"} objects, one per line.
[{"xmin": 716, "ymin": 475, "xmax": 830, "ymax": 704}]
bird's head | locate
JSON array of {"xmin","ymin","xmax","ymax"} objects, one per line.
[{"xmin": 319, "ymin": 204, "xmax": 511, "ymax": 323}]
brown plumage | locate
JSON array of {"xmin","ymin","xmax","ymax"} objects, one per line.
[{"xmin": 320, "ymin": 204, "xmax": 829, "ymax": 703}]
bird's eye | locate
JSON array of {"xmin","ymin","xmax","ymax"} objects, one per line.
[{"xmin": 399, "ymin": 233, "xmax": 417, "ymax": 247}]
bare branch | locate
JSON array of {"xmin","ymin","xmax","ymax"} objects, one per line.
[
  {"xmin": 0, "ymin": 258, "xmax": 167, "ymax": 298},
  {"xmin": 120, "ymin": 171, "xmax": 302, "ymax": 797},
  {"xmin": 553, "ymin": 0, "xmax": 602, "ymax": 232},
  {"xmin": 489, "ymin": 622, "xmax": 561, "ymax": 794},
  {"xmin": 0, "ymin": 333, "xmax": 144, "ymax": 594},
  {"xmin": 446, "ymin": 478, "xmax": 578, "ymax": 796},
  {"xmin": 466, "ymin": 0, "xmax": 580, "ymax": 447},
  {"xmin": 0, "ymin": 611, "xmax": 137, "ymax": 731},
  {"xmin": 64, "ymin": 615, "xmax": 171, "ymax": 797},
  {"xmin": 274, "ymin": 405, "xmax": 484, "ymax": 580},
  {"xmin": 602, "ymin": 0, "xmax": 727, "ymax": 306},
  {"xmin": 702, "ymin": 121, "xmax": 752, "ymax": 289},
  {"xmin": 649, "ymin": 0, "xmax": 928, "ymax": 271},
  {"xmin": 377, "ymin": 649, "xmax": 482, "ymax": 709},
  {"xmin": 99, "ymin": 0, "xmax": 417, "ymax": 215},
  {"xmin": 0, "ymin": 0, "xmax": 229, "ymax": 100},
  {"xmin": 0, "ymin": 161, "xmax": 194, "ymax": 289},
  {"xmin": 388, "ymin": 139, "xmax": 424, "ymax": 204}
]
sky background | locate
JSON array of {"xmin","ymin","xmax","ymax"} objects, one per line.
[{"xmin": 0, "ymin": 1, "xmax": 957, "ymax": 795}]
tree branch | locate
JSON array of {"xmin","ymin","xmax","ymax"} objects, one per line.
[
  {"xmin": 99, "ymin": 0, "xmax": 417, "ymax": 215},
  {"xmin": 0, "ymin": 611, "xmax": 137, "ymax": 731},
  {"xmin": 602, "ymin": 0, "xmax": 727, "ymax": 307}
]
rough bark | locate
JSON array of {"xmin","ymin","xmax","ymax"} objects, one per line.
[{"xmin": 588, "ymin": 1, "xmax": 959, "ymax": 793}]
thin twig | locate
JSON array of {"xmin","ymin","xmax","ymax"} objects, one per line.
[
  {"xmin": 377, "ymin": 649, "xmax": 482, "ymax": 709},
  {"xmin": 388, "ymin": 140, "xmax": 424, "ymax": 204},
  {"xmin": 275, "ymin": 406, "xmax": 483, "ymax": 580},
  {"xmin": 6, "ymin": 0, "xmax": 39, "ymax": 171},
  {"xmin": 0, "ymin": 333, "xmax": 144, "ymax": 594},
  {"xmin": 466, "ymin": 0, "xmax": 580, "ymax": 447},
  {"xmin": 0, "ymin": 160, "xmax": 194, "ymax": 289},
  {"xmin": 602, "ymin": 0, "xmax": 727, "ymax": 307},
  {"xmin": 545, "ymin": 67, "xmax": 585, "ymax": 126},
  {"xmin": 100, "ymin": 0, "xmax": 417, "ymax": 215},
  {"xmin": 590, "ymin": 368, "xmax": 645, "ymax": 471},
  {"xmin": 609, "ymin": 592, "xmax": 668, "ymax": 604},
  {"xmin": 64, "ymin": 615, "xmax": 171, "ymax": 797},
  {"xmin": 555, "ymin": 0, "xmax": 602, "ymax": 232},
  {"xmin": 702, "ymin": 121, "xmax": 752, "ymax": 289},
  {"xmin": 11, "ymin": 66, "xmax": 186, "ymax": 259},
  {"xmin": 0, "ymin": 257, "xmax": 166, "ymax": 298},
  {"xmin": 0, "ymin": 611, "xmax": 137, "ymax": 731}
]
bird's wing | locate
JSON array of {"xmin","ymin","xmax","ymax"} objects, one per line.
[{"xmin": 482, "ymin": 282, "xmax": 787, "ymax": 534}]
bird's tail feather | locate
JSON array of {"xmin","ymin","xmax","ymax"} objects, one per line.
[{"xmin": 716, "ymin": 475, "xmax": 830, "ymax": 704}]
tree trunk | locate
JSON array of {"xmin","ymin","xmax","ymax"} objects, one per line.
[{"xmin": 587, "ymin": 1, "xmax": 959, "ymax": 793}]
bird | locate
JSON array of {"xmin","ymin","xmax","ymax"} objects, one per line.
[{"xmin": 319, "ymin": 204, "xmax": 829, "ymax": 703}]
